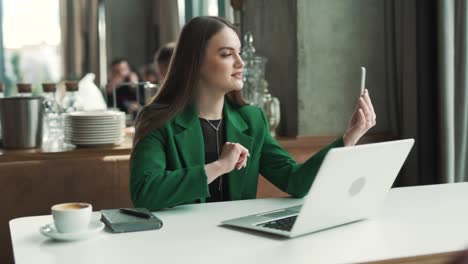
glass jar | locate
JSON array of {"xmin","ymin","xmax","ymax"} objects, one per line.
[
  {"xmin": 260, "ymin": 80, "xmax": 281, "ymax": 137},
  {"xmin": 241, "ymin": 32, "xmax": 281, "ymax": 136}
]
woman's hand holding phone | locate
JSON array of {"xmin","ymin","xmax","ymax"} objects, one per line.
[{"xmin": 343, "ymin": 67, "xmax": 377, "ymax": 146}]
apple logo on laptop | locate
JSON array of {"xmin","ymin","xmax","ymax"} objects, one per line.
[{"xmin": 349, "ymin": 177, "xmax": 366, "ymax": 197}]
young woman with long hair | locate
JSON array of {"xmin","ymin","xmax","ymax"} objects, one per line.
[{"xmin": 131, "ymin": 16, "xmax": 376, "ymax": 211}]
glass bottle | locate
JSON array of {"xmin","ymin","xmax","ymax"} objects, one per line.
[
  {"xmin": 250, "ymin": 56, "xmax": 267, "ymax": 106},
  {"xmin": 241, "ymin": 32, "xmax": 256, "ymax": 103},
  {"xmin": 241, "ymin": 32, "xmax": 256, "ymax": 61},
  {"xmin": 61, "ymin": 81, "xmax": 83, "ymax": 113},
  {"xmin": 42, "ymin": 83, "xmax": 63, "ymax": 150},
  {"xmin": 241, "ymin": 32, "xmax": 268, "ymax": 106}
]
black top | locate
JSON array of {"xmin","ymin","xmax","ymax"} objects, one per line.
[{"xmin": 199, "ymin": 118, "xmax": 229, "ymax": 202}]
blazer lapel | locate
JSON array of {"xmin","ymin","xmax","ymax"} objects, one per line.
[
  {"xmin": 173, "ymin": 102, "xmax": 253, "ymax": 201},
  {"xmin": 224, "ymin": 102, "xmax": 254, "ymax": 200},
  {"xmin": 174, "ymin": 105, "xmax": 205, "ymax": 168}
]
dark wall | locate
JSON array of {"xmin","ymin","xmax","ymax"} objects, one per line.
[
  {"xmin": 105, "ymin": 0, "xmax": 158, "ymax": 71},
  {"xmin": 242, "ymin": 0, "xmax": 298, "ymax": 136}
]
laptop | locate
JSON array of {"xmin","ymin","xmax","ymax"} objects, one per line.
[{"xmin": 221, "ymin": 139, "xmax": 414, "ymax": 238}]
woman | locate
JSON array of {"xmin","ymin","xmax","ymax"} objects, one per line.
[{"xmin": 131, "ymin": 16, "xmax": 376, "ymax": 211}]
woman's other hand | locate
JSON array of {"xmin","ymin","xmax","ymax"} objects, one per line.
[
  {"xmin": 205, "ymin": 142, "xmax": 249, "ymax": 184},
  {"xmin": 218, "ymin": 142, "xmax": 250, "ymax": 172},
  {"xmin": 343, "ymin": 89, "xmax": 377, "ymax": 146}
]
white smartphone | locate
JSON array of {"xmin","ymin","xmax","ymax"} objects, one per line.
[{"xmin": 360, "ymin": 66, "xmax": 366, "ymax": 96}]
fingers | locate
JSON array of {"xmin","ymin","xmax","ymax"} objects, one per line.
[
  {"xmin": 345, "ymin": 90, "xmax": 377, "ymax": 146},
  {"xmin": 358, "ymin": 91, "xmax": 376, "ymax": 128},
  {"xmin": 357, "ymin": 108, "xmax": 366, "ymax": 128},
  {"xmin": 226, "ymin": 142, "xmax": 249, "ymax": 157},
  {"xmin": 236, "ymin": 159, "xmax": 247, "ymax": 170},
  {"xmin": 362, "ymin": 89, "xmax": 377, "ymax": 124},
  {"xmin": 344, "ymin": 109, "xmax": 366, "ymax": 146},
  {"xmin": 227, "ymin": 142, "xmax": 249, "ymax": 170},
  {"xmin": 358, "ymin": 97, "xmax": 372, "ymax": 125},
  {"xmin": 237, "ymin": 144, "xmax": 249, "ymax": 169}
]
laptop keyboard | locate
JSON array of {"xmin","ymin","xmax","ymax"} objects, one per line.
[{"xmin": 257, "ymin": 215, "xmax": 298, "ymax": 232}]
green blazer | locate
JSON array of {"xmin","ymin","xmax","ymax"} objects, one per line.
[{"xmin": 130, "ymin": 101, "xmax": 344, "ymax": 211}]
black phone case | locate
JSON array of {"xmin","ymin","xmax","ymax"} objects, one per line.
[{"xmin": 100, "ymin": 208, "xmax": 163, "ymax": 233}]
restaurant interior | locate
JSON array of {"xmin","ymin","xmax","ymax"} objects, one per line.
[{"xmin": 1, "ymin": 0, "xmax": 468, "ymax": 263}]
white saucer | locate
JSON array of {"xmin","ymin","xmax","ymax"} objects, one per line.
[{"xmin": 39, "ymin": 221, "xmax": 105, "ymax": 241}]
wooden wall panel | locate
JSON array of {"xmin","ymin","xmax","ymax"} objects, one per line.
[{"xmin": 0, "ymin": 157, "xmax": 132, "ymax": 264}]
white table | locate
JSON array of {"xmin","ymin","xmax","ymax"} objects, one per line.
[{"xmin": 10, "ymin": 183, "xmax": 468, "ymax": 264}]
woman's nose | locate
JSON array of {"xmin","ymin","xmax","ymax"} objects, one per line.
[{"xmin": 235, "ymin": 55, "xmax": 244, "ymax": 68}]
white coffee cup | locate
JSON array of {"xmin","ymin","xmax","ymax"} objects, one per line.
[{"xmin": 51, "ymin": 202, "xmax": 92, "ymax": 233}]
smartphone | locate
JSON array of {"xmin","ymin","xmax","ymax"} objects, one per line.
[{"xmin": 360, "ymin": 67, "xmax": 366, "ymax": 96}]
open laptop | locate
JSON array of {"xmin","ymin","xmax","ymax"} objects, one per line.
[{"xmin": 221, "ymin": 139, "xmax": 414, "ymax": 238}]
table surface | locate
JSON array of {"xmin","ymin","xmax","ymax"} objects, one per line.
[{"xmin": 10, "ymin": 183, "xmax": 468, "ymax": 264}]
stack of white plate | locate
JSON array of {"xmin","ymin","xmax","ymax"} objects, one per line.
[{"xmin": 64, "ymin": 111, "xmax": 125, "ymax": 147}]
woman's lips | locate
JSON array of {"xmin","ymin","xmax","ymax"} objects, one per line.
[{"xmin": 231, "ymin": 72, "xmax": 243, "ymax": 79}]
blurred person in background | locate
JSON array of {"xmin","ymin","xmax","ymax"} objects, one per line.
[
  {"xmin": 106, "ymin": 57, "xmax": 140, "ymax": 114},
  {"xmin": 140, "ymin": 64, "xmax": 158, "ymax": 84},
  {"xmin": 154, "ymin": 42, "xmax": 176, "ymax": 83}
]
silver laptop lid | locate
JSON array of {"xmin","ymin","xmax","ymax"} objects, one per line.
[{"xmin": 290, "ymin": 139, "xmax": 414, "ymax": 237}]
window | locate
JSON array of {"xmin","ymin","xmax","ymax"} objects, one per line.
[
  {"xmin": 2, "ymin": 0, "xmax": 61, "ymax": 91},
  {"xmin": 178, "ymin": 0, "xmax": 228, "ymax": 26}
]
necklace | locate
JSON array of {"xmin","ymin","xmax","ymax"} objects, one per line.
[
  {"xmin": 199, "ymin": 113, "xmax": 223, "ymax": 132},
  {"xmin": 199, "ymin": 112, "xmax": 224, "ymax": 196}
]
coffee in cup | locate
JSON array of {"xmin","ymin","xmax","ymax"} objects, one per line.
[{"xmin": 51, "ymin": 202, "xmax": 92, "ymax": 233}]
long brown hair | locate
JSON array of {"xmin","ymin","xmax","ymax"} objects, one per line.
[{"xmin": 133, "ymin": 16, "xmax": 247, "ymax": 146}]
